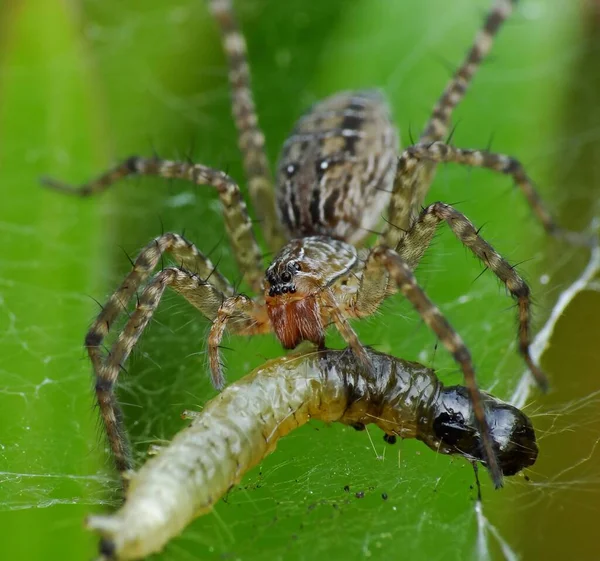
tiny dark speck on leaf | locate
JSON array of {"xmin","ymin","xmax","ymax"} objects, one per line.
[
  {"xmin": 308, "ymin": 503, "xmax": 317, "ymax": 511},
  {"xmin": 355, "ymin": 491, "xmax": 365, "ymax": 499},
  {"xmin": 524, "ymin": 474, "xmax": 530, "ymax": 482},
  {"xmin": 381, "ymin": 493, "xmax": 388, "ymax": 500},
  {"xmin": 343, "ymin": 485, "xmax": 350, "ymax": 492},
  {"xmin": 383, "ymin": 433, "xmax": 397, "ymax": 444}
]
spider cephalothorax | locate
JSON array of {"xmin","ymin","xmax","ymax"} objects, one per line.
[{"xmin": 44, "ymin": 0, "xmax": 580, "ymax": 490}]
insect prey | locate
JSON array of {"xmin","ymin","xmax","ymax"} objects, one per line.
[{"xmin": 88, "ymin": 348, "xmax": 538, "ymax": 561}]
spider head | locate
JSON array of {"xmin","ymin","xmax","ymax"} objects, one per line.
[
  {"xmin": 264, "ymin": 236, "xmax": 358, "ymax": 349},
  {"xmin": 424, "ymin": 386, "xmax": 538, "ymax": 476}
]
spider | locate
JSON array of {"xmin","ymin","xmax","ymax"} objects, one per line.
[{"xmin": 43, "ymin": 0, "xmax": 573, "ymax": 490}]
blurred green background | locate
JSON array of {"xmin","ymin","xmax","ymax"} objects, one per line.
[{"xmin": 1, "ymin": 0, "xmax": 599, "ymax": 560}]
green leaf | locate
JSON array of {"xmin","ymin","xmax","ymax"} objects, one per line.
[{"xmin": 1, "ymin": 1, "xmax": 599, "ymax": 560}]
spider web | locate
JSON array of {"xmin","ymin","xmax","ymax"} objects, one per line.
[{"xmin": 1, "ymin": 0, "xmax": 600, "ymax": 560}]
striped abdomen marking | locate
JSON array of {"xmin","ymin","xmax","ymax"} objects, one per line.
[{"xmin": 276, "ymin": 90, "xmax": 399, "ymax": 244}]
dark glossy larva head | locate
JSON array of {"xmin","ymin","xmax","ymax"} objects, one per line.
[{"xmin": 428, "ymin": 386, "xmax": 538, "ymax": 476}]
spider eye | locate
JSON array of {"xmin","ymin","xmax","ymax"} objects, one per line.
[{"xmin": 281, "ymin": 271, "xmax": 292, "ymax": 283}]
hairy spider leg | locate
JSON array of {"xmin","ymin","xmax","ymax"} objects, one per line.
[
  {"xmin": 421, "ymin": 0, "xmax": 515, "ymax": 144},
  {"xmin": 210, "ymin": 0, "xmax": 286, "ymax": 253},
  {"xmin": 399, "ymin": 200, "xmax": 545, "ymax": 391},
  {"xmin": 381, "ymin": 0, "xmax": 517, "ymax": 244},
  {"xmin": 84, "ymin": 233, "xmax": 232, "ymax": 482},
  {"xmin": 356, "ymin": 246, "xmax": 504, "ymax": 487},
  {"xmin": 403, "ymin": 142, "xmax": 587, "ymax": 243},
  {"xmin": 43, "ymin": 159, "xmax": 265, "ymax": 293}
]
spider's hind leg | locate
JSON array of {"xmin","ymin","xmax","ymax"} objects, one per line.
[
  {"xmin": 420, "ymin": 0, "xmax": 516, "ymax": 144},
  {"xmin": 379, "ymin": 0, "xmax": 518, "ymax": 249}
]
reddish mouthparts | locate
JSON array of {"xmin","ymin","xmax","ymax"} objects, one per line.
[{"xmin": 266, "ymin": 295, "xmax": 324, "ymax": 349}]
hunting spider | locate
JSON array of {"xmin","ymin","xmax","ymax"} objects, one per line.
[{"xmin": 43, "ymin": 0, "xmax": 576, "ymax": 490}]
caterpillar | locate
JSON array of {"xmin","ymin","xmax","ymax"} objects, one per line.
[{"xmin": 88, "ymin": 348, "xmax": 537, "ymax": 560}]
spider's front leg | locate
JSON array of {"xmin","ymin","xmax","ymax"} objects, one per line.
[
  {"xmin": 207, "ymin": 294, "xmax": 271, "ymax": 389},
  {"xmin": 94, "ymin": 267, "xmax": 226, "ymax": 485},
  {"xmin": 395, "ymin": 201, "xmax": 548, "ymax": 390},
  {"xmin": 403, "ymin": 142, "xmax": 592, "ymax": 244},
  {"xmin": 42, "ymin": 159, "xmax": 266, "ymax": 292},
  {"xmin": 354, "ymin": 246, "xmax": 504, "ymax": 488},
  {"xmin": 86, "ymin": 233, "xmax": 232, "ymax": 484}
]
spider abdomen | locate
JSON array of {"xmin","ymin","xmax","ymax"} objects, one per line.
[{"xmin": 276, "ymin": 90, "xmax": 399, "ymax": 244}]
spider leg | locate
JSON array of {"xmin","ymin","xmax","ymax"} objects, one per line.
[
  {"xmin": 380, "ymin": 0, "xmax": 516, "ymax": 248},
  {"xmin": 43, "ymin": 160, "xmax": 265, "ymax": 292},
  {"xmin": 402, "ymin": 142, "xmax": 592, "ymax": 245},
  {"xmin": 85, "ymin": 233, "xmax": 232, "ymax": 479},
  {"xmin": 395, "ymin": 201, "xmax": 547, "ymax": 391},
  {"xmin": 379, "ymin": 154, "xmax": 423, "ymax": 246},
  {"xmin": 210, "ymin": 0, "xmax": 286, "ymax": 253},
  {"xmin": 208, "ymin": 294, "xmax": 270, "ymax": 389},
  {"xmin": 319, "ymin": 289, "xmax": 375, "ymax": 376},
  {"xmin": 94, "ymin": 266, "xmax": 228, "ymax": 484},
  {"xmin": 357, "ymin": 246, "xmax": 503, "ymax": 488},
  {"xmin": 420, "ymin": 0, "xmax": 515, "ymax": 143},
  {"xmin": 86, "ymin": 233, "xmax": 232, "ymax": 361}
]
